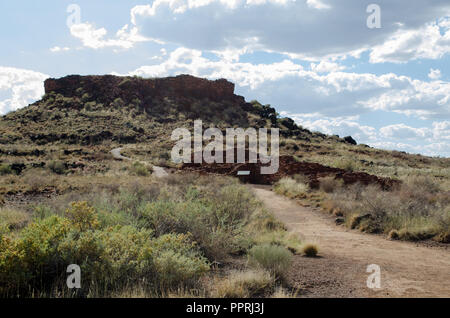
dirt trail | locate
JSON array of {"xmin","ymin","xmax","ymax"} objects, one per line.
[
  {"xmin": 110, "ymin": 147, "xmax": 168, "ymax": 178},
  {"xmin": 251, "ymin": 185, "xmax": 450, "ymax": 298}
]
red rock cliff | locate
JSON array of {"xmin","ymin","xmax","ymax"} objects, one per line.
[{"xmin": 44, "ymin": 74, "xmax": 238, "ymax": 103}]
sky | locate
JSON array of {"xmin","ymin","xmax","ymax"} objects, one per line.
[{"xmin": 0, "ymin": 0, "xmax": 449, "ymax": 157}]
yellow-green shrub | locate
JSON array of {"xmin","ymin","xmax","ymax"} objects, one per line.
[
  {"xmin": 65, "ymin": 201, "xmax": 99, "ymax": 231},
  {"xmin": 248, "ymin": 244, "xmax": 292, "ymax": 278}
]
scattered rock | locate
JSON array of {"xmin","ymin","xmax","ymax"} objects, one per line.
[
  {"xmin": 335, "ymin": 217, "xmax": 345, "ymax": 225},
  {"xmin": 181, "ymin": 153, "xmax": 400, "ymax": 190},
  {"xmin": 344, "ymin": 136, "xmax": 357, "ymax": 145}
]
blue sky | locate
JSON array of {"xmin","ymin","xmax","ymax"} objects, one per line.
[{"xmin": 0, "ymin": 0, "xmax": 449, "ymax": 157}]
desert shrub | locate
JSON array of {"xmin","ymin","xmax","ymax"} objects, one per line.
[
  {"xmin": 138, "ymin": 199, "xmax": 242, "ymax": 261},
  {"xmin": 0, "ymin": 173, "xmax": 291, "ymax": 297},
  {"xmin": 213, "ymin": 269, "xmax": 274, "ymax": 298},
  {"xmin": 248, "ymin": 244, "xmax": 292, "ymax": 278},
  {"xmin": 274, "ymin": 177, "xmax": 309, "ymax": 198},
  {"xmin": 48, "ymin": 160, "xmax": 66, "ymax": 174},
  {"xmin": 210, "ymin": 185, "xmax": 256, "ymax": 225},
  {"xmin": 319, "ymin": 176, "xmax": 343, "ymax": 193},
  {"xmin": 0, "ymin": 215, "xmax": 71, "ymax": 294},
  {"xmin": 32, "ymin": 205, "xmax": 56, "ymax": 220},
  {"xmin": 302, "ymin": 243, "xmax": 319, "ymax": 257},
  {"xmin": 130, "ymin": 162, "xmax": 151, "ymax": 176},
  {"xmin": 22, "ymin": 169, "xmax": 51, "ymax": 192},
  {"xmin": 57, "ymin": 225, "xmax": 155, "ymax": 291},
  {"xmin": 293, "ymin": 174, "xmax": 309, "ymax": 184},
  {"xmin": 335, "ymin": 158, "xmax": 356, "ymax": 171},
  {"xmin": 0, "ymin": 215, "xmax": 209, "ymax": 296},
  {"xmin": 326, "ymin": 179, "xmax": 449, "ymax": 242},
  {"xmin": 0, "ymin": 164, "xmax": 13, "ymax": 175},
  {"xmin": 65, "ymin": 201, "xmax": 99, "ymax": 231},
  {"xmin": 154, "ymin": 250, "xmax": 209, "ymax": 289},
  {"xmin": 137, "ymin": 181, "xmax": 258, "ymax": 261},
  {"xmin": 250, "ymin": 209, "xmax": 286, "ymax": 232},
  {"xmin": 404, "ymin": 175, "xmax": 441, "ymax": 194}
]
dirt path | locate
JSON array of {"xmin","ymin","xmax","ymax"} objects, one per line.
[
  {"xmin": 251, "ymin": 185, "xmax": 450, "ymax": 298},
  {"xmin": 110, "ymin": 147, "xmax": 168, "ymax": 178}
]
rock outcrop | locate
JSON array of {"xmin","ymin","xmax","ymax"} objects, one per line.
[
  {"xmin": 181, "ymin": 155, "xmax": 400, "ymax": 190},
  {"xmin": 44, "ymin": 74, "xmax": 240, "ymax": 104}
]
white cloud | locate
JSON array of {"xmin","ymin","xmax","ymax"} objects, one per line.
[
  {"xmin": 306, "ymin": 0, "xmax": 330, "ymax": 10},
  {"xmin": 50, "ymin": 46, "xmax": 70, "ymax": 53},
  {"xmin": 0, "ymin": 67, "xmax": 48, "ymax": 114},
  {"xmin": 310, "ymin": 61, "xmax": 345, "ymax": 73},
  {"xmin": 70, "ymin": 23, "xmax": 152, "ymax": 50},
  {"xmin": 380, "ymin": 124, "xmax": 431, "ymax": 139},
  {"xmin": 282, "ymin": 112, "xmax": 377, "ymax": 141},
  {"xmin": 370, "ymin": 18, "xmax": 450, "ymax": 63},
  {"xmin": 127, "ymin": 47, "xmax": 303, "ymax": 89},
  {"xmin": 428, "ymin": 68, "xmax": 442, "ymax": 80},
  {"xmin": 129, "ymin": 0, "xmax": 450, "ymax": 61},
  {"xmin": 123, "ymin": 48, "xmax": 450, "ymax": 120},
  {"xmin": 281, "ymin": 112, "xmax": 450, "ymax": 156}
]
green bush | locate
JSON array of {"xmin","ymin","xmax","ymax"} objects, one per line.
[
  {"xmin": 0, "ymin": 175, "xmax": 288, "ymax": 297},
  {"xmin": 248, "ymin": 244, "xmax": 292, "ymax": 278},
  {"xmin": 0, "ymin": 200, "xmax": 211, "ymax": 297},
  {"xmin": 65, "ymin": 201, "xmax": 99, "ymax": 231},
  {"xmin": 130, "ymin": 162, "xmax": 151, "ymax": 176},
  {"xmin": 154, "ymin": 250, "xmax": 209, "ymax": 289},
  {"xmin": 0, "ymin": 215, "xmax": 71, "ymax": 293},
  {"xmin": 0, "ymin": 164, "xmax": 12, "ymax": 175}
]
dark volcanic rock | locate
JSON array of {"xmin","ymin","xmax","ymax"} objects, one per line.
[
  {"xmin": 44, "ymin": 74, "xmax": 240, "ymax": 105},
  {"xmin": 181, "ymin": 154, "xmax": 400, "ymax": 190},
  {"xmin": 344, "ymin": 136, "xmax": 357, "ymax": 145}
]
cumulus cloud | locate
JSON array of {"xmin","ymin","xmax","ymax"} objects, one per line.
[
  {"xmin": 122, "ymin": 47, "xmax": 450, "ymax": 120},
  {"xmin": 310, "ymin": 61, "xmax": 345, "ymax": 73},
  {"xmin": 70, "ymin": 23, "xmax": 152, "ymax": 49},
  {"xmin": 129, "ymin": 0, "xmax": 450, "ymax": 60},
  {"xmin": 428, "ymin": 68, "xmax": 442, "ymax": 80},
  {"xmin": 0, "ymin": 67, "xmax": 48, "ymax": 114},
  {"xmin": 281, "ymin": 112, "xmax": 450, "ymax": 156},
  {"xmin": 370, "ymin": 18, "xmax": 450, "ymax": 63},
  {"xmin": 380, "ymin": 124, "xmax": 431, "ymax": 139},
  {"xmin": 281, "ymin": 112, "xmax": 377, "ymax": 141}
]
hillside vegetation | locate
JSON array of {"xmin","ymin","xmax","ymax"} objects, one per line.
[
  {"xmin": 0, "ymin": 75, "xmax": 448, "ymax": 192},
  {"xmin": 0, "ymin": 75, "xmax": 448, "ymax": 298}
]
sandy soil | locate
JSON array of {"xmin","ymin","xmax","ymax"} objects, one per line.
[{"xmin": 251, "ymin": 185, "xmax": 450, "ymax": 298}]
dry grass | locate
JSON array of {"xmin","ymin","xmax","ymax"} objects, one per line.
[
  {"xmin": 0, "ymin": 207, "xmax": 30, "ymax": 230},
  {"xmin": 274, "ymin": 177, "xmax": 309, "ymax": 198},
  {"xmin": 302, "ymin": 243, "xmax": 319, "ymax": 257},
  {"xmin": 325, "ymin": 177, "xmax": 449, "ymax": 242},
  {"xmin": 213, "ymin": 269, "xmax": 274, "ymax": 298},
  {"xmin": 318, "ymin": 176, "xmax": 343, "ymax": 193},
  {"xmin": 271, "ymin": 286, "xmax": 297, "ymax": 298}
]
